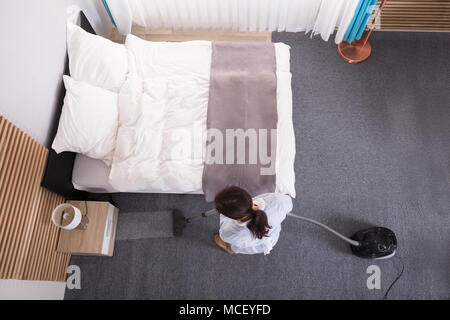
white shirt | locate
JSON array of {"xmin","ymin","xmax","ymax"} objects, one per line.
[{"xmin": 219, "ymin": 193, "xmax": 292, "ymax": 255}]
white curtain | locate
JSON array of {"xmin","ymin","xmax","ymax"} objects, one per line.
[{"xmin": 107, "ymin": 0, "xmax": 359, "ymax": 44}]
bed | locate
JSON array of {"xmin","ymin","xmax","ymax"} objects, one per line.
[{"xmin": 43, "ymin": 10, "xmax": 296, "ymax": 200}]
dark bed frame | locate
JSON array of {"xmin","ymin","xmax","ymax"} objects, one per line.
[{"xmin": 40, "ymin": 12, "xmax": 95, "ymax": 200}]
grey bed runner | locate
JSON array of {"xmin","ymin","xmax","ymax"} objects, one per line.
[{"xmin": 202, "ymin": 42, "xmax": 278, "ymax": 202}]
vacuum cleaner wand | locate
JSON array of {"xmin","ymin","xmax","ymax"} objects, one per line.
[{"xmin": 186, "ymin": 208, "xmax": 218, "ymax": 223}]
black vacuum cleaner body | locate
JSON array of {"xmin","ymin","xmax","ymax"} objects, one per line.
[{"xmin": 350, "ymin": 227, "xmax": 397, "ymax": 259}]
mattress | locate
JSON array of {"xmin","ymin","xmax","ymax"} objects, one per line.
[
  {"xmin": 72, "ymin": 41, "xmax": 295, "ymax": 196},
  {"xmin": 72, "ymin": 153, "xmax": 200, "ymax": 193}
]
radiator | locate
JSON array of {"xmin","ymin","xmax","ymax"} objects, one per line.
[
  {"xmin": 379, "ymin": 0, "xmax": 450, "ymax": 32},
  {"xmin": 0, "ymin": 116, "xmax": 70, "ymax": 281}
]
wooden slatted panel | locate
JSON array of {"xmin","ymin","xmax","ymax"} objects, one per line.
[
  {"xmin": 379, "ymin": 0, "xmax": 450, "ymax": 31},
  {"xmin": 0, "ymin": 116, "xmax": 70, "ymax": 281}
]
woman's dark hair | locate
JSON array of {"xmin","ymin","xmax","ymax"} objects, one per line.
[{"xmin": 214, "ymin": 186, "xmax": 271, "ymax": 239}]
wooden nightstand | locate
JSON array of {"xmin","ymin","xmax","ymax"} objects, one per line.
[{"xmin": 57, "ymin": 201, "xmax": 118, "ymax": 257}]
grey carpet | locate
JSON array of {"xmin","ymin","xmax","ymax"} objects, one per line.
[
  {"xmin": 65, "ymin": 31, "xmax": 450, "ymax": 300},
  {"xmin": 115, "ymin": 211, "xmax": 175, "ymax": 240}
]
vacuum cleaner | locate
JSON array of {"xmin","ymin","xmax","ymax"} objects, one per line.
[{"xmin": 187, "ymin": 209, "xmax": 397, "ymax": 259}]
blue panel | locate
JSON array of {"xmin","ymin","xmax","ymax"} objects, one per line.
[
  {"xmin": 102, "ymin": 0, "xmax": 117, "ymax": 27},
  {"xmin": 344, "ymin": 0, "xmax": 365, "ymax": 43},
  {"xmin": 355, "ymin": 0, "xmax": 378, "ymax": 41},
  {"xmin": 347, "ymin": 0, "xmax": 370, "ymax": 44}
]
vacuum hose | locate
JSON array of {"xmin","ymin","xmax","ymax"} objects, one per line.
[{"xmin": 287, "ymin": 213, "xmax": 360, "ymax": 247}]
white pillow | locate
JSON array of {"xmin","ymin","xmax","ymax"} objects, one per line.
[
  {"xmin": 67, "ymin": 22, "xmax": 128, "ymax": 92},
  {"xmin": 52, "ymin": 76, "xmax": 118, "ymax": 165},
  {"xmin": 125, "ymin": 34, "xmax": 212, "ymax": 79}
]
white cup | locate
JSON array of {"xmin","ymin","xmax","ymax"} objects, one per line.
[{"xmin": 51, "ymin": 204, "xmax": 82, "ymax": 230}]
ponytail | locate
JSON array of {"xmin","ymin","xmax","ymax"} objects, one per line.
[
  {"xmin": 215, "ymin": 185, "xmax": 271, "ymax": 239},
  {"xmin": 247, "ymin": 209, "xmax": 271, "ymax": 239}
]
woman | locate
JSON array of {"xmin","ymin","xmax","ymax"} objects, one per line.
[{"xmin": 214, "ymin": 186, "xmax": 292, "ymax": 255}]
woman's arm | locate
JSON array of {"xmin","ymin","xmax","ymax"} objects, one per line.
[{"xmin": 267, "ymin": 193, "xmax": 293, "ymax": 226}]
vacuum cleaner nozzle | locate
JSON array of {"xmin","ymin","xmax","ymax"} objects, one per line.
[{"xmin": 350, "ymin": 227, "xmax": 397, "ymax": 259}]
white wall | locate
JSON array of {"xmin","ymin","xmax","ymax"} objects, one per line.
[
  {"xmin": 0, "ymin": 0, "xmax": 112, "ymax": 299},
  {"xmin": 0, "ymin": 280, "xmax": 66, "ymax": 300},
  {"xmin": 67, "ymin": 0, "xmax": 112, "ymax": 37},
  {"xmin": 0, "ymin": 0, "xmax": 112, "ymax": 146}
]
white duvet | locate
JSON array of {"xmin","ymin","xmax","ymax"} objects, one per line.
[{"xmin": 106, "ymin": 35, "xmax": 296, "ymax": 197}]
